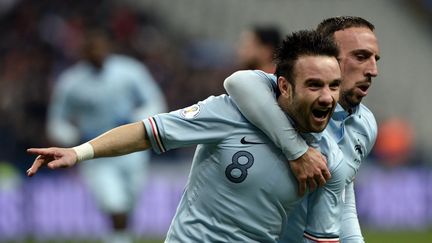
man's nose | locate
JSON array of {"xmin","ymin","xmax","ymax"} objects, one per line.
[
  {"xmin": 318, "ymin": 87, "xmax": 333, "ymax": 105},
  {"xmin": 365, "ymin": 58, "xmax": 378, "ymax": 77}
]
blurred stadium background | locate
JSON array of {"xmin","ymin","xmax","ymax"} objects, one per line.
[{"xmin": 1, "ymin": 0, "xmax": 432, "ymax": 242}]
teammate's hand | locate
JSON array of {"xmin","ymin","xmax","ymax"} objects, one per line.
[
  {"xmin": 289, "ymin": 147, "xmax": 331, "ymax": 196},
  {"xmin": 26, "ymin": 147, "xmax": 78, "ymax": 177}
]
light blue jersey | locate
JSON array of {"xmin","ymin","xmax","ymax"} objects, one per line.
[
  {"xmin": 48, "ymin": 54, "xmax": 167, "ymax": 212},
  {"xmin": 143, "ymin": 95, "xmax": 351, "ymax": 242},
  {"xmin": 282, "ymin": 103, "xmax": 376, "ymax": 243},
  {"xmin": 224, "ymin": 70, "xmax": 377, "ymax": 243},
  {"xmin": 48, "ymin": 54, "xmax": 167, "ymax": 142},
  {"xmin": 328, "ymin": 103, "xmax": 377, "ymax": 181}
]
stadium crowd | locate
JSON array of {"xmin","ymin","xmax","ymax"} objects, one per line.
[{"xmin": 0, "ymin": 0, "xmax": 236, "ymax": 171}]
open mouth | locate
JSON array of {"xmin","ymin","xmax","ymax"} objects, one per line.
[
  {"xmin": 312, "ymin": 108, "xmax": 331, "ymax": 120},
  {"xmin": 357, "ymin": 82, "xmax": 371, "ymax": 92}
]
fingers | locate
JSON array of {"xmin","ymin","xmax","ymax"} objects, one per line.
[
  {"xmin": 26, "ymin": 147, "xmax": 60, "ymax": 177},
  {"xmin": 315, "ymin": 174, "xmax": 327, "ymax": 188},
  {"xmin": 27, "ymin": 148, "xmax": 53, "ymax": 156},
  {"xmin": 308, "ymin": 177, "xmax": 318, "ymax": 192},
  {"xmin": 322, "ymin": 168, "xmax": 331, "ymax": 181},
  {"xmin": 47, "ymin": 160, "xmax": 67, "ymax": 169},
  {"xmin": 290, "ymin": 147, "xmax": 333, "ymax": 196},
  {"xmin": 298, "ymin": 180, "xmax": 307, "ymax": 197},
  {"xmin": 320, "ymin": 153, "xmax": 328, "ymax": 164},
  {"xmin": 27, "ymin": 156, "xmax": 45, "ymax": 177},
  {"xmin": 27, "ymin": 158, "xmax": 65, "ymax": 177},
  {"xmin": 316, "ymin": 152, "xmax": 331, "ymax": 182},
  {"xmin": 297, "ymin": 175, "xmax": 326, "ymax": 196}
]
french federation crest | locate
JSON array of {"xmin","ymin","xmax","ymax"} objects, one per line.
[{"xmin": 180, "ymin": 104, "xmax": 200, "ymax": 119}]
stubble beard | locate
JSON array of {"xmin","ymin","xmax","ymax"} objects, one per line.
[{"xmin": 340, "ymin": 88, "xmax": 362, "ymax": 111}]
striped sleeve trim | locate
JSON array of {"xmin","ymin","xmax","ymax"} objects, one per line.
[
  {"xmin": 304, "ymin": 231, "xmax": 339, "ymax": 243},
  {"xmin": 148, "ymin": 117, "xmax": 166, "ymax": 153}
]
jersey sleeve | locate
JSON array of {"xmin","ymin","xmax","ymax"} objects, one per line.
[
  {"xmin": 340, "ymin": 181, "xmax": 365, "ymax": 243},
  {"xmin": 224, "ymin": 70, "xmax": 308, "ymax": 160},
  {"xmin": 143, "ymin": 95, "xmax": 240, "ymax": 154}
]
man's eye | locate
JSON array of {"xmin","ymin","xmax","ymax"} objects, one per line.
[
  {"xmin": 309, "ymin": 84, "xmax": 321, "ymax": 89},
  {"xmin": 356, "ymin": 54, "xmax": 366, "ymax": 60},
  {"xmin": 330, "ymin": 86, "xmax": 340, "ymax": 91}
]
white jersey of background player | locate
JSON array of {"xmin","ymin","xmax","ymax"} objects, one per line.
[
  {"xmin": 47, "ymin": 53, "xmax": 167, "ymax": 212},
  {"xmin": 224, "ymin": 16, "xmax": 380, "ymax": 243},
  {"xmin": 47, "ymin": 27, "xmax": 167, "ymax": 243},
  {"xmin": 27, "ymin": 30, "xmax": 353, "ymax": 243}
]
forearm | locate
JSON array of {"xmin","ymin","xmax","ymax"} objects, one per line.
[
  {"xmin": 89, "ymin": 121, "xmax": 151, "ymax": 158},
  {"xmin": 27, "ymin": 122, "xmax": 151, "ymax": 177},
  {"xmin": 224, "ymin": 70, "xmax": 308, "ymax": 160},
  {"xmin": 341, "ymin": 182, "xmax": 364, "ymax": 243}
]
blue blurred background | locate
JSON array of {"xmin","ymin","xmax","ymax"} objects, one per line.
[{"xmin": 1, "ymin": 0, "xmax": 432, "ymax": 242}]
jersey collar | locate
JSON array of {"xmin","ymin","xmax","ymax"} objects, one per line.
[{"xmin": 332, "ymin": 103, "xmax": 360, "ymax": 121}]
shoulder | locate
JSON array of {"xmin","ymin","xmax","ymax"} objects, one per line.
[
  {"xmin": 357, "ymin": 104, "xmax": 378, "ymax": 135},
  {"xmin": 358, "ymin": 104, "xmax": 376, "ymax": 124},
  {"xmin": 108, "ymin": 54, "xmax": 148, "ymax": 72},
  {"xmin": 59, "ymin": 62, "xmax": 86, "ymax": 78},
  {"xmin": 198, "ymin": 95, "xmax": 240, "ymax": 114},
  {"xmin": 252, "ymin": 70, "xmax": 277, "ymax": 83},
  {"xmin": 226, "ymin": 70, "xmax": 276, "ymax": 83},
  {"xmin": 191, "ymin": 95, "xmax": 251, "ymax": 124},
  {"xmin": 56, "ymin": 63, "xmax": 88, "ymax": 89},
  {"xmin": 109, "ymin": 54, "xmax": 140, "ymax": 65}
]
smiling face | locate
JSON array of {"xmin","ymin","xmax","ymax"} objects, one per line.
[
  {"xmin": 278, "ymin": 55, "xmax": 341, "ymax": 133},
  {"xmin": 334, "ymin": 27, "xmax": 380, "ymax": 111}
]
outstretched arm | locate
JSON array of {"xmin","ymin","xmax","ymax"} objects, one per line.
[
  {"xmin": 27, "ymin": 121, "xmax": 150, "ymax": 176},
  {"xmin": 224, "ymin": 70, "xmax": 330, "ymax": 195}
]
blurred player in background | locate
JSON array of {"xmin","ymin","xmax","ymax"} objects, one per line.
[
  {"xmin": 236, "ymin": 25, "xmax": 281, "ymax": 73},
  {"xmin": 46, "ymin": 24, "xmax": 167, "ymax": 243},
  {"xmin": 28, "ymin": 30, "xmax": 351, "ymax": 242},
  {"xmin": 224, "ymin": 16, "xmax": 380, "ymax": 243}
]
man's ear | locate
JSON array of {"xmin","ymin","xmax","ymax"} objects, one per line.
[{"xmin": 278, "ymin": 76, "xmax": 292, "ymax": 98}]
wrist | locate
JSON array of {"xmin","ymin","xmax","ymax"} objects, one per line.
[
  {"xmin": 72, "ymin": 142, "xmax": 94, "ymax": 162},
  {"xmin": 286, "ymin": 146, "xmax": 308, "ymax": 161}
]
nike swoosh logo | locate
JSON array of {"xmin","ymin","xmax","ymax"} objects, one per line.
[{"xmin": 240, "ymin": 136, "xmax": 265, "ymax": 145}]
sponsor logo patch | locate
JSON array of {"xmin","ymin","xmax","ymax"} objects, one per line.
[{"xmin": 180, "ymin": 104, "xmax": 200, "ymax": 119}]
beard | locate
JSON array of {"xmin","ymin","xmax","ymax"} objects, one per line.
[{"xmin": 340, "ymin": 88, "xmax": 362, "ymax": 110}]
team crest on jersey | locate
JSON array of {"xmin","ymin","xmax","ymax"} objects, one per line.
[
  {"xmin": 181, "ymin": 104, "xmax": 200, "ymax": 119},
  {"xmin": 353, "ymin": 138, "xmax": 365, "ymax": 165}
]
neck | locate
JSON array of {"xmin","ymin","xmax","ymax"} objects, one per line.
[{"xmin": 338, "ymin": 100, "xmax": 354, "ymax": 115}]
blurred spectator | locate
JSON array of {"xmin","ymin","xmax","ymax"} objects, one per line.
[
  {"xmin": 0, "ymin": 0, "xmax": 55, "ymax": 170},
  {"xmin": 373, "ymin": 117, "xmax": 415, "ymax": 167},
  {"xmin": 46, "ymin": 24, "xmax": 167, "ymax": 243},
  {"xmin": 236, "ymin": 25, "xmax": 282, "ymax": 73}
]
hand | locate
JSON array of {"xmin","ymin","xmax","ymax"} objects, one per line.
[
  {"xmin": 289, "ymin": 147, "xmax": 331, "ymax": 196},
  {"xmin": 26, "ymin": 147, "xmax": 78, "ymax": 177}
]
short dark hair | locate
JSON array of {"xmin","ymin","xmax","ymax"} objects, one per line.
[
  {"xmin": 274, "ymin": 30, "xmax": 339, "ymax": 87},
  {"xmin": 252, "ymin": 25, "xmax": 281, "ymax": 50},
  {"xmin": 316, "ymin": 16, "xmax": 375, "ymax": 39}
]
